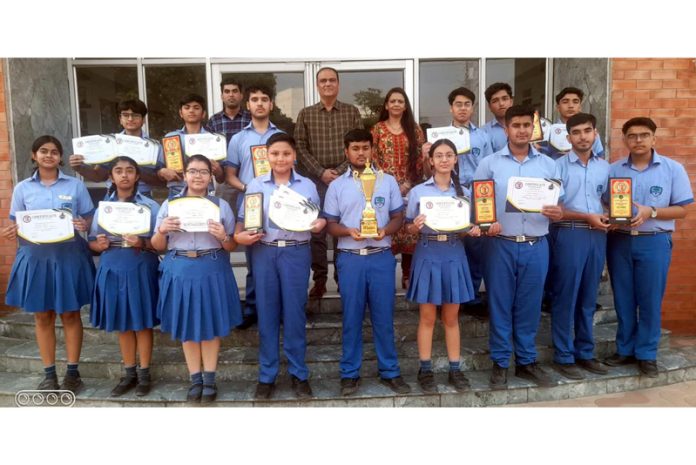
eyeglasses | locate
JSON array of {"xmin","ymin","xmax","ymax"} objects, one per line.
[
  {"xmin": 626, "ymin": 132, "xmax": 653, "ymax": 142},
  {"xmin": 185, "ymin": 168, "xmax": 211, "ymax": 177},
  {"xmin": 120, "ymin": 112, "xmax": 143, "ymax": 120},
  {"xmin": 433, "ymin": 153, "xmax": 456, "ymax": 160}
]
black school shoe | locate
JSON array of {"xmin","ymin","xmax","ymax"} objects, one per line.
[
  {"xmin": 515, "ymin": 363, "xmax": 555, "ymax": 387},
  {"xmin": 110, "ymin": 376, "xmax": 138, "ymax": 397},
  {"xmin": 186, "ymin": 383, "xmax": 203, "ymax": 402},
  {"xmin": 604, "ymin": 353, "xmax": 636, "ymax": 367},
  {"xmin": 638, "ymin": 360, "xmax": 659, "ymax": 378},
  {"xmin": 576, "ymin": 358, "xmax": 609, "ymax": 375},
  {"xmin": 489, "ymin": 364, "xmax": 508, "ymax": 389},
  {"xmin": 60, "ymin": 373, "xmax": 84, "ymax": 394},
  {"xmin": 201, "ymin": 384, "xmax": 218, "ymax": 404},
  {"xmin": 417, "ymin": 370, "xmax": 437, "ymax": 394},
  {"xmin": 448, "ymin": 370, "xmax": 471, "ymax": 392},
  {"xmin": 291, "ymin": 376, "xmax": 313, "ymax": 400},
  {"xmin": 254, "ymin": 382, "xmax": 275, "ymax": 400},
  {"xmin": 379, "ymin": 376, "xmax": 411, "ymax": 394},
  {"xmin": 37, "ymin": 375, "xmax": 59, "ymax": 391},
  {"xmin": 340, "ymin": 377, "xmax": 361, "ymax": 397}
]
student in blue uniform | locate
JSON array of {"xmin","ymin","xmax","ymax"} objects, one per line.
[
  {"xmin": 151, "ymin": 155, "xmax": 242, "ymax": 403},
  {"xmin": 69, "ymin": 99, "xmax": 164, "ymax": 197},
  {"xmin": 548, "ymin": 113, "xmax": 610, "ymax": 380},
  {"xmin": 604, "ymin": 117, "xmax": 693, "ymax": 378},
  {"xmin": 324, "ymin": 128, "xmax": 411, "ymax": 396},
  {"xmin": 88, "ymin": 156, "xmax": 161, "ymax": 397},
  {"xmin": 2, "ymin": 135, "xmax": 95, "ymax": 393},
  {"xmin": 157, "ymin": 94, "xmax": 224, "ymax": 198},
  {"xmin": 234, "ymin": 133, "xmax": 326, "ymax": 400},
  {"xmin": 473, "ymin": 105, "xmax": 564, "ymax": 389},
  {"xmin": 405, "ymin": 139, "xmax": 478, "ymax": 394},
  {"xmin": 482, "ymin": 82, "xmax": 514, "ymax": 153}
]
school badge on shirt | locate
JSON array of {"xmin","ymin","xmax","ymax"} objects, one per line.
[
  {"xmin": 374, "ymin": 196, "xmax": 386, "ymax": 208},
  {"xmin": 650, "ymin": 186, "xmax": 663, "ymax": 197}
]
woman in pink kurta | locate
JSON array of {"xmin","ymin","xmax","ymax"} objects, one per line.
[{"xmin": 371, "ymin": 87, "xmax": 426, "ymax": 289}]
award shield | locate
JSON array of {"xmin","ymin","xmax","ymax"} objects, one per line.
[
  {"xmin": 609, "ymin": 177, "xmax": 632, "ymax": 224},
  {"xmin": 250, "ymin": 145, "xmax": 271, "ymax": 178},
  {"xmin": 353, "ymin": 160, "xmax": 380, "ymax": 238},
  {"xmin": 244, "ymin": 192, "xmax": 264, "ymax": 233},
  {"xmin": 472, "ymin": 179, "xmax": 497, "ymax": 231},
  {"xmin": 162, "ymin": 136, "xmax": 185, "ymax": 172}
]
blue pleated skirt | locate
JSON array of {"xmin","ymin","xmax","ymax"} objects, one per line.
[
  {"xmin": 90, "ymin": 247, "xmax": 160, "ymax": 332},
  {"xmin": 406, "ymin": 237, "xmax": 475, "ymax": 305},
  {"xmin": 6, "ymin": 237, "xmax": 95, "ymax": 314},
  {"xmin": 157, "ymin": 250, "xmax": 242, "ymax": 342}
]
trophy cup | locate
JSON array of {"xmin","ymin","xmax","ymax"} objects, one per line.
[{"xmin": 354, "ymin": 158, "xmax": 380, "ymax": 238}]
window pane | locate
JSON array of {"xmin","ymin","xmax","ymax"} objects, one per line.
[
  {"xmin": 76, "ymin": 66, "xmax": 138, "ymax": 136},
  {"xmin": 485, "ymin": 58, "xmax": 546, "ymax": 121},
  {"xmin": 220, "ymin": 72, "xmax": 304, "ymax": 135},
  {"xmin": 145, "ymin": 65, "xmax": 206, "ymax": 139},
  {"xmin": 418, "ymin": 60, "xmax": 479, "ymax": 130},
  {"xmin": 337, "ymin": 70, "xmax": 404, "ymax": 129}
]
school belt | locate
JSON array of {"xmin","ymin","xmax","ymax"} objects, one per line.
[
  {"xmin": 260, "ymin": 240, "xmax": 309, "ymax": 248},
  {"xmin": 173, "ymin": 248, "xmax": 221, "ymax": 258},
  {"xmin": 338, "ymin": 247, "xmax": 391, "ymax": 256},
  {"xmin": 421, "ymin": 233, "xmax": 460, "ymax": 242},
  {"xmin": 496, "ymin": 235, "xmax": 543, "ymax": 244},
  {"xmin": 611, "ymin": 229, "xmax": 670, "ymax": 237},
  {"xmin": 553, "ymin": 221, "xmax": 592, "ymax": 229}
]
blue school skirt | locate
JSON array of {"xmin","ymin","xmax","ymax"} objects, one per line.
[
  {"xmin": 157, "ymin": 249, "xmax": 242, "ymax": 342},
  {"xmin": 90, "ymin": 247, "xmax": 160, "ymax": 332},
  {"xmin": 406, "ymin": 236, "xmax": 475, "ymax": 305},
  {"xmin": 6, "ymin": 237, "xmax": 95, "ymax": 314}
]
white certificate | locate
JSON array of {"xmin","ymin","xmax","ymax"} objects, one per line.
[
  {"xmin": 419, "ymin": 196, "xmax": 471, "ymax": 232},
  {"xmin": 268, "ymin": 188, "xmax": 319, "ymax": 232},
  {"xmin": 97, "ymin": 201, "xmax": 151, "ymax": 236},
  {"xmin": 548, "ymin": 124, "xmax": 572, "ymax": 152},
  {"xmin": 16, "ymin": 209, "xmax": 74, "ymax": 244},
  {"xmin": 184, "ymin": 133, "xmax": 227, "ymax": 161},
  {"xmin": 168, "ymin": 197, "xmax": 221, "ymax": 232},
  {"xmin": 114, "ymin": 135, "xmax": 159, "ymax": 166},
  {"xmin": 72, "ymin": 135, "xmax": 117, "ymax": 164},
  {"xmin": 426, "ymin": 126, "xmax": 471, "ymax": 154},
  {"xmin": 505, "ymin": 176, "xmax": 561, "ymax": 213}
]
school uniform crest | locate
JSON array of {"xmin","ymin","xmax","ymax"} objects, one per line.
[
  {"xmin": 650, "ymin": 185, "xmax": 663, "ymax": 197},
  {"xmin": 472, "ymin": 148, "xmax": 480, "ymax": 156},
  {"xmin": 374, "ymin": 196, "xmax": 386, "ymax": 208},
  {"xmin": 596, "ymin": 184, "xmax": 603, "ymax": 195}
]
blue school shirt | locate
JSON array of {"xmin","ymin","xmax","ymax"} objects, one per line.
[
  {"xmin": 238, "ymin": 169, "xmax": 320, "ymax": 242},
  {"xmin": 556, "ymin": 151, "xmax": 609, "ymax": 215},
  {"xmin": 155, "ymin": 190, "xmax": 235, "ymax": 250},
  {"xmin": 323, "ymin": 168, "xmax": 404, "ymax": 250},
  {"xmin": 405, "ymin": 177, "xmax": 471, "ymax": 235},
  {"xmin": 89, "ymin": 191, "xmax": 160, "ymax": 239},
  {"xmin": 607, "ymin": 150, "xmax": 693, "ymax": 232},
  {"xmin": 453, "ymin": 122, "xmax": 493, "ymax": 187},
  {"xmin": 482, "ymin": 119, "xmax": 508, "ymax": 153},
  {"xmin": 159, "ymin": 126, "xmax": 213, "ymax": 197},
  {"xmin": 473, "ymin": 145, "xmax": 563, "ymax": 237},
  {"xmin": 539, "ymin": 119, "xmax": 605, "ymax": 160},
  {"xmin": 225, "ymin": 122, "xmax": 284, "ymax": 185},
  {"xmin": 10, "ymin": 170, "xmax": 94, "ymax": 221}
]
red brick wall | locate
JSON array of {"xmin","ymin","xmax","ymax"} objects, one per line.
[
  {"xmin": 0, "ymin": 60, "xmax": 17, "ymax": 312},
  {"xmin": 611, "ymin": 58, "xmax": 696, "ymax": 334}
]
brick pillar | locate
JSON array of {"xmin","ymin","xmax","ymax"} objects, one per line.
[
  {"xmin": 610, "ymin": 58, "xmax": 696, "ymax": 334},
  {"xmin": 0, "ymin": 60, "xmax": 17, "ymax": 312}
]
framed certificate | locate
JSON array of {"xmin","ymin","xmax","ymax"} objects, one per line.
[
  {"xmin": 114, "ymin": 135, "xmax": 159, "ymax": 166},
  {"xmin": 184, "ymin": 133, "xmax": 227, "ymax": 161},
  {"xmin": 426, "ymin": 126, "xmax": 471, "ymax": 155},
  {"xmin": 505, "ymin": 176, "xmax": 561, "ymax": 213},
  {"xmin": 162, "ymin": 136, "xmax": 185, "ymax": 172},
  {"xmin": 72, "ymin": 135, "xmax": 117, "ymax": 165},
  {"xmin": 97, "ymin": 201, "xmax": 151, "ymax": 237},
  {"xmin": 472, "ymin": 179, "xmax": 497, "ymax": 230},
  {"xmin": 250, "ymin": 145, "xmax": 271, "ymax": 178},
  {"xmin": 420, "ymin": 196, "xmax": 471, "ymax": 232},
  {"xmin": 16, "ymin": 209, "xmax": 74, "ymax": 245},
  {"xmin": 268, "ymin": 189, "xmax": 319, "ymax": 232},
  {"xmin": 168, "ymin": 197, "xmax": 220, "ymax": 232},
  {"xmin": 244, "ymin": 193, "xmax": 264, "ymax": 232},
  {"xmin": 548, "ymin": 124, "xmax": 572, "ymax": 152},
  {"xmin": 609, "ymin": 177, "xmax": 633, "ymax": 224}
]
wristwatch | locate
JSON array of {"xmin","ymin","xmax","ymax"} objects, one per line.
[
  {"xmin": 650, "ymin": 207, "xmax": 658, "ymax": 218},
  {"xmin": 221, "ymin": 234, "xmax": 231, "ymax": 243}
]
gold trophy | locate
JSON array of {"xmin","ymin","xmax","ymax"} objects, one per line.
[{"xmin": 354, "ymin": 158, "xmax": 380, "ymax": 238}]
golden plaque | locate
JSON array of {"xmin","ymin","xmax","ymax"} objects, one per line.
[
  {"xmin": 162, "ymin": 136, "xmax": 185, "ymax": 173},
  {"xmin": 250, "ymin": 145, "xmax": 271, "ymax": 178},
  {"xmin": 472, "ymin": 179, "xmax": 497, "ymax": 231},
  {"xmin": 609, "ymin": 177, "xmax": 632, "ymax": 224},
  {"xmin": 353, "ymin": 159, "xmax": 380, "ymax": 238},
  {"xmin": 244, "ymin": 192, "xmax": 264, "ymax": 232},
  {"xmin": 531, "ymin": 111, "xmax": 544, "ymax": 142}
]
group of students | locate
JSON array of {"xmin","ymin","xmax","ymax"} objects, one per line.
[{"xmin": 2, "ymin": 79, "xmax": 693, "ymax": 403}]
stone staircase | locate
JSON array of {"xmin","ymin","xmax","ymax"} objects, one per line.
[{"xmin": 1, "ymin": 259, "xmax": 696, "ymax": 407}]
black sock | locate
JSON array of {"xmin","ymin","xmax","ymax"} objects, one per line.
[
  {"xmin": 137, "ymin": 366, "xmax": 150, "ymax": 382},
  {"xmin": 66, "ymin": 363, "xmax": 79, "ymax": 377},
  {"xmin": 44, "ymin": 365, "xmax": 57, "ymax": 379},
  {"xmin": 190, "ymin": 372, "xmax": 203, "ymax": 385},
  {"xmin": 202, "ymin": 371, "xmax": 216, "ymax": 386},
  {"xmin": 124, "ymin": 365, "xmax": 137, "ymax": 380}
]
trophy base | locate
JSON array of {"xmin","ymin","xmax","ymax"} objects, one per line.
[
  {"xmin": 478, "ymin": 223, "xmax": 492, "ymax": 232},
  {"xmin": 359, "ymin": 220, "xmax": 379, "ymax": 238},
  {"xmin": 608, "ymin": 218, "xmax": 631, "ymax": 224}
]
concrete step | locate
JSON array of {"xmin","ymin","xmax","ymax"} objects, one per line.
[
  {"xmin": 0, "ymin": 323, "xmax": 669, "ymax": 382},
  {"xmin": 1, "ymin": 346, "xmax": 694, "ymax": 408},
  {"xmin": 0, "ymin": 303, "xmax": 618, "ymax": 348}
]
